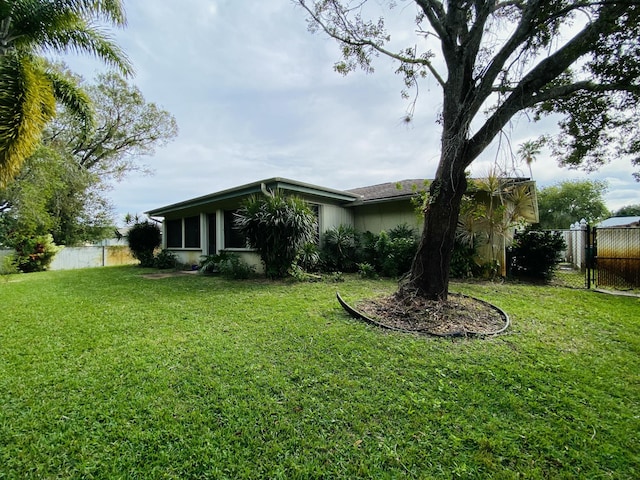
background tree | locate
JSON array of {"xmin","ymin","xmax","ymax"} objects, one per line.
[
  {"xmin": 45, "ymin": 71, "xmax": 179, "ymax": 181},
  {"xmin": 234, "ymin": 190, "xmax": 318, "ymax": 279},
  {"xmin": 0, "ymin": 0, "xmax": 131, "ymax": 187},
  {"xmin": 537, "ymin": 180, "xmax": 610, "ymax": 229},
  {"xmin": 298, "ymin": 0, "xmax": 640, "ymax": 300},
  {"xmin": 613, "ymin": 204, "xmax": 640, "ymax": 217},
  {"xmin": 0, "ymin": 70, "xmax": 178, "ymax": 246}
]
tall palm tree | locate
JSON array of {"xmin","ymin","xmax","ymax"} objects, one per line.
[{"xmin": 0, "ymin": 0, "xmax": 132, "ymax": 187}]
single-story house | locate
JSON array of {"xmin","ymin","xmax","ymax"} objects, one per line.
[{"xmin": 146, "ymin": 177, "xmax": 538, "ymax": 274}]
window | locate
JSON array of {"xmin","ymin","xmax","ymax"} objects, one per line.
[
  {"xmin": 166, "ymin": 219, "xmax": 182, "ymax": 248},
  {"xmin": 184, "ymin": 216, "xmax": 200, "ymax": 248},
  {"xmin": 207, "ymin": 213, "xmax": 217, "ymax": 254},
  {"xmin": 165, "ymin": 216, "xmax": 201, "ymax": 249},
  {"xmin": 224, "ymin": 210, "xmax": 247, "ymax": 248}
]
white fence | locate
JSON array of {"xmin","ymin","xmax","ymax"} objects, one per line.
[{"xmin": 0, "ymin": 245, "xmax": 136, "ymax": 271}]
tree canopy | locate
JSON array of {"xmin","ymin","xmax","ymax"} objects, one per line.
[
  {"xmin": 0, "ymin": 70, "xmax": 178, "ymax": 247},
  {"xmin": 537, "ymin": 179, "xmax": 610, "ymax": 229},
  {"xmin": 298, "ymin": 0, "xmax": 640, "ymax": 299},
  {"xmin": 613, "ymin": 204, "xmax": 640, "ymax": 217}
]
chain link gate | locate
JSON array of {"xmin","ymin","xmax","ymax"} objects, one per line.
[
  {"xmin": 553, "ymin": 224, "xmax": 640, "ymax": 290},
  {"xmin": 593, "ymin": 226, "xmax": 640, "ymax": 290}
]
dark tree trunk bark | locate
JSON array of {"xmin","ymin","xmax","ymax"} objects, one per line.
[{"xmin": 404, "ymin": 160, "xmax": 468, "ymax": 301}]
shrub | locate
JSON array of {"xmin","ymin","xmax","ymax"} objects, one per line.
[
  {"xmin": 12, "ymin": 233, "xmax": 61, "ymax": 273},
  {"xmin": 508, "ymin": 228, "xmax": 566, "ymax": 281},
  {"xmin": 449, "ymin": 239, "xmax": 477, "ymax": 278},
  {"xmin": 321, "ymin": 225, "xmax": 361, "ymax": 272},
  {"xmin": 154, "ymin": 249, "xmax": 178, "ymax": 269},
  {"xmin": 234, "ymin": 190, "xmax": 317, "ymax": 279},
  {"xmin": 295, "ymin": 242, "xmax": 321, "ymax": 273},
  {"xmin": 375, "ymin": 224, "xmax": 418, "ymax": 277},
  {"xmin": 127, "ymin": 221, "xmax": 161, "ymax": 267},
  {"xmin": 217, "ymin": 253, "xmax": 255, "ymax": 280},
  {"xmin": 357, "ymin": 262, "xmax": 378, "ymax": 279}
]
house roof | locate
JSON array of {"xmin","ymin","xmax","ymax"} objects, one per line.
[
  {"xmin": 346, "ymin": 179, "xmax": 429, "ymax": 204},
  {"xmin": 146, "ymin": 177, "xmax": 359, "ymax": 217},
  {"xmin": 598, "ymin": 216, "xmax": 640, "ymax": 228}
]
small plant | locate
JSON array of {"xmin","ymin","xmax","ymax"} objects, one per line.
[
  {"xmin": 127, "ymin": 220, "xmax": 161, "ymax": 267},
  {"xmin": 217, "ymin": 253, "xmax": 255, "ymax": 279},
  {"xmin": 449, "ymin": 239, "xmax": 477, "ymax": 278},
  {"xmin": 1, "ymin": 254, "xmax": 18, "ymax": 280},
  {"xmin": 321, "ymin": 224, "xmax": 360, "ymax": 272},
  {"xmin": 154, "ymin": 249, "xmax": 178, "ymax": 270},
  {"xmin": 295, "ymin": 242, "xmax": 321, "ymax": 273},
  {"xmin": 357, "ymin": 262, "xmax": 378, "ymax": 279},
  {"xmin": 325, "ymin": 271, "xmax": 345, "ymax": 283}
]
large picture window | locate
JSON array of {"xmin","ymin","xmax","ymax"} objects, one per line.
[
  {"xmin": 165, "ymin": 216, "xmax": 201, "ymax": 249},
  {"xmin": 166, "ymin": 219, "xmax": 182, "ymax": 248},
  {"xmin": 184, "ymin": 216, "xmax": 200, "ymax": 248},
  {"xmin": 224, "ymin": 210, "xmax": 247, "ymax": 248}
]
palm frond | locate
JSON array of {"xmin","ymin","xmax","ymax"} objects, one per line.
[
  {"xmin": 0, "ymin": 52, "xmax": 56, "ymax": 187},
  {"xmin": 44, "ymin": 65, "xmax": 94, "ymax": 134}
]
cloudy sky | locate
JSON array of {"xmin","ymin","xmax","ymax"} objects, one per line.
[{"xmin": 62, "ymin": 0, "xmax": 639, "ymax": 222}]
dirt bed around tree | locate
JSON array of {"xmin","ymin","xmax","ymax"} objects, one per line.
[{"xmin": 353, "ymin": 292, "xmax": 508, "ymax": 337}]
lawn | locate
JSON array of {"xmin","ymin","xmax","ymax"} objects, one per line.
[{"xmin": 1, "ymin": 266, "xmax": 638, "ymax": 479}]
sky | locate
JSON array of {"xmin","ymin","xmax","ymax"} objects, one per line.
[{"xmin": 61, "ymin": 0, "xmax": 639, "ymax": 223}]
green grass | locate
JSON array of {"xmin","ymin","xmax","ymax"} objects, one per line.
[{"xmin": 1, "ymin": 267, "xmax": 638, "ymax": 479}]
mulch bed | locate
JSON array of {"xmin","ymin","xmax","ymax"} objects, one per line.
[{"xmin": 354, "ymin": 292, "xmax": 508, "ymax": 337}]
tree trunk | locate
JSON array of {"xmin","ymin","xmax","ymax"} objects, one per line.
[{"xmin": 404, "ymin": 155, "xmax": 468, "ymax": 301}]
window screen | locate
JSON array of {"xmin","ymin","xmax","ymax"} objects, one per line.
[
  {"xmin": 166, "ymin": 219, "xmax": 182, "ymax": 248},
  {"xmin": 224, "ymin": 210, "xmax": 246, "ymax": 248},
  {"xmin": 184, "ymin": 216, "xmax": 201, "ymax": 248}
]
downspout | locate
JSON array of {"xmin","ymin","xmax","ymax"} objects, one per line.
[{"xmin": 260, "ymin": 183, "xmax": 274, "ymax": 197}]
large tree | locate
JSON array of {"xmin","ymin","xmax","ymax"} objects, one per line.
[
  {"xmin": 0, "ymin": 71, "xmax": 178, "ymax": 246},
  {"xmin": 298, "ymin": 0, "xmax": 640, "ymax": 300},
  {"xmin": 0, "ymin": 0, "xmax": 131, "ymax": 187},
  {"xmin": 537, "ymin": 179, "xmax": 610, "ymax": 229}
]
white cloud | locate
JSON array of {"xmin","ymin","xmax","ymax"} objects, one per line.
[{"xmin": 57, "ymin": 0, "xmax": 639, "ymax": 222}]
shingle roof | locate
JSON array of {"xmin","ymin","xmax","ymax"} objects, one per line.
[{"xmin": 346, "ymin": 179, "xmax": 429, "ymax": 203}]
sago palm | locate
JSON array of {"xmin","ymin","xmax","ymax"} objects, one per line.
[{"xmin": 0, "ymin": 0, "xmax": 132, "ymax": 187}]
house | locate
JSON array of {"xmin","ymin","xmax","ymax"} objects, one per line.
[{"xmin": 146, "ymin": 176, "xmax": 538, "ymax": 274}]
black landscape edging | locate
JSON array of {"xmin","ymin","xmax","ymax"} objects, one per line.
[{"xmin": 336, "ymin": 291, "xmax": 510, "ymax": 338}]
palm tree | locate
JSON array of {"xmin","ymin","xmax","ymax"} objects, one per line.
[{"xmin": 0, "ymin": 0, "xmax": 132, "ymax": 187}]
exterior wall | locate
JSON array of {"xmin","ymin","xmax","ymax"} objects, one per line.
[
  {"xmin": 352, "ymin": 200, "xmax": 420, "ymax": 234},
  {"xmin": 51, "ymin": 246, "xmax": 137, "ymax": 270},
  {"xmin": 319, "ymin": 204, "xmax": 355, "ymax": 237},
  {"xmin": 1, "ymin": 246, "xmax": 137, "ymax": 271}
]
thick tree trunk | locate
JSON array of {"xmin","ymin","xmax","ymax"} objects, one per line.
[{"xmin": 404, "ymin": 157, "xmax": 468, "ymax": 301}]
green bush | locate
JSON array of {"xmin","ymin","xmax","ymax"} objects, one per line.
[
  {"xmin": 217, "ymin": 253, "xmax": 255, "ymax": 280},
  {"xmin": 508, "ymin": 228, "xmax": 566, "ymax": 281},
  {"xmin": 12, "ymin": 233, "xmax": 61, "ymax": 273},
  {"xmin": 320, "ymin": 224, "xmax": 361, "ymax": 272},
  {"xmin": 375, "ymin": 224, "xmax": 418, "ymax": 277},
  {"xmin": 357, "ymin": 262, "xmax": 378, "ymax": 279},
  {"xmin": 449, "ymin": 239, "xmax": 477, "ymax": 278},
  {"xmin": 320, "ymin": 223, "xmax": 418, "ymax": 277},
  {"xmin": 154, "ymin": 249, "xmax": 178, "ymax": 269},
  {"xmin": 127, "ymin": 221, "xmax": 161, "ymax": 267}
]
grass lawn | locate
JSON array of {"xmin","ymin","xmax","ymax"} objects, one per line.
[{"xmin": 1, "ymin": 266, "xmax": 638, "ymax": 479}]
